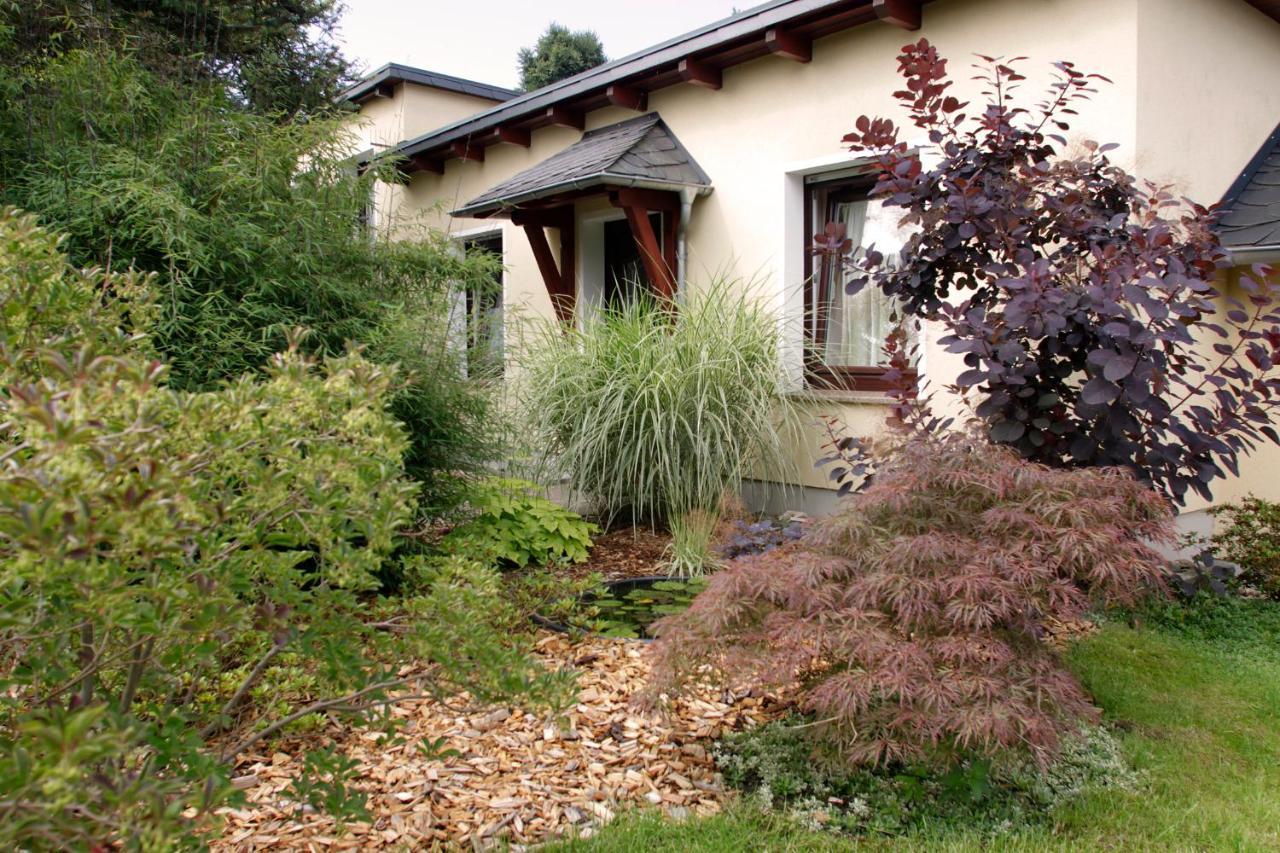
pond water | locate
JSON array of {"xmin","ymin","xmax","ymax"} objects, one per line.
[{"xmin": 589, "ymin": 576, "xmax": 709, "ymax": 639}]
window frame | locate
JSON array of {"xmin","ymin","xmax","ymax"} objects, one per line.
[
  {"xmin": 460, "ymin": 232, "xmax": 504, "ymax": 380},
  {"xmin": 802, "ymin": 173, "xmax": 916, "ymax": 393}
]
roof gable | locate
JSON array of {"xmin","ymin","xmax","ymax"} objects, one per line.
[
  {"xmin": 1219, "ymin": 122, "xmax": 1280, "ymax": 253},
  {"xmin": 343, "ymin": 63, "xmax": 518, "ymax": 105},
  {"xmin": 453, "ymin": 114, "xmax": 711, "ymax": 217}
]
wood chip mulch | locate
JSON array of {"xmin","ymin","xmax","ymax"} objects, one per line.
[
  {"xmin": 559, "ymin": 525, "xmax": 673, "ymax": 582},
  {"xmin": 211, "ymin": 633, "xmax": 783, "ymax": 851}
]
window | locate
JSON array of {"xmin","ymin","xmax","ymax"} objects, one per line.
[
  {"xmin": 804, "ymin": 173, "xmax": 915, "ymax": 391},
  {"xmin": 462, "ymin": 234, "xmax": 503, "ymax": 379}
]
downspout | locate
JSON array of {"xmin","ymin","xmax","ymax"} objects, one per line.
[{"xmin": 677, "ymin": 187, "xmax": 695, "ymax": 292}]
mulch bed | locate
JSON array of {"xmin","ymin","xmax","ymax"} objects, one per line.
[
  {"xmin": 211, "ymin": 633, "xmax": 785, "ymax": 851},
  {"xmin": 559, "ymin": 525, "xmax": 673, "ymax": 582}
]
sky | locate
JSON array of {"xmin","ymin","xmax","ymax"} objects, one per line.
[{"xmin": 334, "ymin": 0, "xmax": 745, "ymax": 90}]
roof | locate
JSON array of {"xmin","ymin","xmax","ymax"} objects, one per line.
[
  {"xmin": 342, "ymin": 63, "xmax": 519, "ymax": 105},
  {"xmin": 393, "ymin": 0, "xmax": 904, "ymax": 168},
  {"xmin": 452, "ymin": 114, "xmax": 711, "ymax": 218},
  {"xmin": 1218, "ymin": 121, "xmax": 1280, "ymax": 256}
]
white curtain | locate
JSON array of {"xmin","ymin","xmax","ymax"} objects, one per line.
[{"xmin": 821, "ymin": 198, "xmax": 913, "ymax": 367}]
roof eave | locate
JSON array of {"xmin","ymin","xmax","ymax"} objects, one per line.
[{"xmin": 1224, "ymin": 244, "xmax": 1280, "ymax": 267}]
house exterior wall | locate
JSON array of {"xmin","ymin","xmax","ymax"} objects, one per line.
[{"xmin": 359, "ymin": 0, "xmax": 1280, "ymax": 515}]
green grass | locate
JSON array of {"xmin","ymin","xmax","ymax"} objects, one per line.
[{"xmin": 550, "ymin": 603, "xmax": 1280, "ymax": 852}]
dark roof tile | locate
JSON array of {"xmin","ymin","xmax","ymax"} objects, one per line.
[
  {"xmin": 1219, "ymin": 122, "xmax": 1280, "ymax": 251},
  {"xmin": 452, "ymin": 113, "xmax": 711, "ymax": 217}
]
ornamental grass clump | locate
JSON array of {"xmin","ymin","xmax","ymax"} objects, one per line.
[
  {"xmin": 518, "ymin": 280, "xmax": 800, "ymax": 532},
  {"xmin": 646, "ymin": 431, "xmax": 1173, "ymax": 768}
]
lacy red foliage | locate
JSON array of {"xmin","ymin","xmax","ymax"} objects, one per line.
[
  {"xmin": 645, "ymin": 434, "xmax": 1173, "ymax": 768},
  {"xmin": 820, "ymin": 39, "xmax": 1280, "ymax": 505}
]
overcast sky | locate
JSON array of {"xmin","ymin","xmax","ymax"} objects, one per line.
[{"xmin": 334, "ymin": 0, "xmax": 743, "ymax": 89}]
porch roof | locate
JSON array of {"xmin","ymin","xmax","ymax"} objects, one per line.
[
  {"xmin": 1218, "ymin": 120, "xmax": 1280, "ymax": 261},
  {"xmin": 451, "ymin": 113, "xmax": 711, "ymax": 218}
]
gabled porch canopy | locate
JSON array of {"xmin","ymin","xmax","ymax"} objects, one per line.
[{"xmin": 451, "ymin": 113, "xmax": 712, "ymax": 323}]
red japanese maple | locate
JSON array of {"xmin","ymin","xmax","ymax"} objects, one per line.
[{"xmin": 645, "ymin": 432, "xmax": 1172, "ymax": 767}]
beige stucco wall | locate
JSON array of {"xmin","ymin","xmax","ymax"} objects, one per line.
[
  {"xmin": 348, "ymin": 83, "xmax": 506, "ymax": 155},
  {"xmin": 1132, "ymin": 0, "xmax": 1280, "ymax": 514},
  {"xmin": 363, "ymin": 0, "xmax": 1280, "ymax": 512}
]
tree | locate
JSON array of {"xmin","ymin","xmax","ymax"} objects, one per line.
[
  {"xmin": 518, "ymin": 22, "xmax": 607, "ymax": 92},
  {"xmin": 646, "ymin": 429, "xmax": 1172, "ymax": 769},
  {"xmin": 0, "ymin": 47, "xmax": 502, "ymax": 514},
  {"xmin": 822, "ymin": 39, "xmax": 1280, "ymax": 504},
  {"xmin": 0, "ymin": 0, "xmax": 351, "ymax": 114}
]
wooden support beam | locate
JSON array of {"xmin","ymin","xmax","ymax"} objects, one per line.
[
  {"xmin": 606, "ymin": 83, "xmax": 648, "ymax": 112},
  {"xmin": 522, "ymin": 224, "xmax": 575, "ymax": 325},
  {"xmin": 451, "ymin": 140, "xmax": 484, "ymax": 162},
  {"xmin": 496, "ymin": 126, "xmax": 531, "ymax": 147},
  {"xmin": 370, "ymin": 82, "xmax": 395, "ymax": 99},
  {"xmin": 765, "ymin": 27, "xmax": 812, "ymax": 63},
  {"xmin": 873, "ymin": 0, "xmax": 922, "ymax": 30},
  {"xmin": 621, "ymin": 205, "xmax": 675, "ymax": 302},
  {"xmin": 678, "ymin": 58, "xmax": 722, "ymax": 90},
  {"xmin": 608, "ymin": 187, "xmax": 681, "ymax": 213},
  {"xmin": 511, "ymin": 207, "xmax": 571, "ymax": 229},
  {"xmin": 545, "ymin": 106, "xmax": 585, "ymax": 130}
]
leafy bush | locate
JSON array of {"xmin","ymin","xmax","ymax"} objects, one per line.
[
  {"xmin": 443, "ymin": 478, "xmax": 597, "ymax": 568},
  {"xmin": 1132, "ymin": 592, "xmax": 1280, "ymax": 653},
  {"xmin": 715, "ymin": 716, "xmax": 1140, "ymax": 836},
  {"xmin": 518, "ymin": 281, "xmax": 800, "ymax": 528},
  {"xmin": 1211, "ymin": 496, "xmax": 1280, "ymax": 599},
  {"xmin": 0, "ymin": 48, "xmax": 502, "ymax": 515},
  {"xmin": 0, "ymin": 211, "xmax": 570, "ymax": 847},
  {"xmin": 647, "ymin": 431, "xmax": 1172, "ymax": 768},
  {"xmin": 826, "ymin": 39, "xmax": 1280, "ymax": 504}
]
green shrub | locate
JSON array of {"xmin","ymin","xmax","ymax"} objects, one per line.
[
  {"xmin": 1132, "ymin": 593, "xmax": 1280, "ymax": 653},
  {"xmin": 0, "ymin": 211, "xmax": 571, "ymax": 848},
  {"xmin": 443, "ymin": 478, "xmax": 597, "ymax": 568},
  {"xmin": 518, "ymin": 280, "xmax": 800, "ymax": 537},
  {"xmin": 1211, "ymin": 496, "xmax": 1280, "ymax": 599},
  {"xmin": 714, "ymin": 716, "xmax": 1141, "ymax": 837}
]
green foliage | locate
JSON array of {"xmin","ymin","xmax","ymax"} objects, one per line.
[
  {"xmin": 0, "ymin": 49, "xmax": 502, "ymax": 514},
  {"xmin": 1130, "ymin": 592, "xmax": 1280, "ymax": 653},
  {"xmin": 517, "ymin": 22, "xmax": 607, "ymax": 92},
  {"xmin": 1, "ymin": 0, "xmax": 350, "ymax": 114},
  {"xmin": 0, "ymin": 211, "xmax": 571, "ymax": 848},
  {"xmin": 714, "ymin": 717, "xmax": 1141, "ymax": 837},
  {"xmin": 1211, "ymin": 495, "xmax": 1280, "ymax": 599},
  {"xmin": 518, "ymin": 281, "xmax": 800, "ymax": 528},
  {"xmin": 444, "ymin": 478, "xmax": 596, "ymax": 568}
]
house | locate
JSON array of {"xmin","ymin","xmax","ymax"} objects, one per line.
[{"xmin": 347, "ymin": 0, "xmax": 1280, "ymax": 527}]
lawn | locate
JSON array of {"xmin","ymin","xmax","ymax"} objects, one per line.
[{"xmin": 552, "ymin": 603, "xmax": 1280, "ymax": 852}]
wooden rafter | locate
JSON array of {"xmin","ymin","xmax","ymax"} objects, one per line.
[
  {"xmin": 496, "ymin": 126, "xmax": 531, "ymax": 147},
  {"xmin": 678, "ymin": 58, "xmax": 722, "ymax": 90},
  {"xmin": 402, "ymin": 153, "xmax": 443, "ymax": 175},
  {"xmin": 873, "ymin": 0, "xmax": 922, "ymax": 30},
  {"xmin": 765, "ymin": 28, "xmax": 811, "ymax": 63},
  {"xmin": 451, "ymin": 141, "xmax": 484, "ymax": 162},
  {"xmin": 545, "ymin": 106, "xmax": 585, "ymax": 130},
  {"xmin": 606, "ymin": 83, "xmax": 648, "ymax": 112}
]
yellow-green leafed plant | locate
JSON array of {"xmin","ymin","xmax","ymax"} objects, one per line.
[
  {"xmin": 444, "ymin": 478, "xmax": 597, "ymax": 568},
  {"xmin": 0, "ymin": 210, "xmax": 572, "ymax": 849}
]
